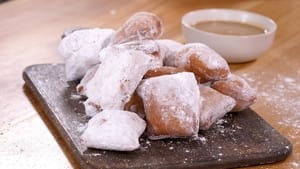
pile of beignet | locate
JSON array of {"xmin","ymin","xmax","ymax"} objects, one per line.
[{"xmin": 58, "ymin": 12, "xmax": 256, "ymax": 151}]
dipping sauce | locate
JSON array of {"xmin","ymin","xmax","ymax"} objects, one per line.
[{"xmin": 192, "ymin": 20, "xmax": 267, "ymax": 36}]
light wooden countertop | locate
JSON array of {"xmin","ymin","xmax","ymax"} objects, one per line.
[{"xmin": 0, "ymin": 0, "xmax": 299, "ymax": 168}]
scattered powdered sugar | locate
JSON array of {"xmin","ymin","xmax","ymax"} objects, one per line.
[
  {"xmin": 213, "ymin": 114, "xmax": 243, "ymax": 138},
  {"xmin": 284, "ymin": 77, "xmax": 296, "ymax": 83},
  {"xmin": 241, "ymin": 72, "xmax": 300, "ymax": 122},
  {"xmin": 169, "ymin": 146, "xmax": 174, "ymax": 150},
  {"xmin": 191, "ymin": 134, "xmax": 207, "ymax": 143},
  {"xmin": 199, "ymin": 136, "xmax": 207, "ymax": 143},
  {"xmin": 241, "ymin": 71, "xmax": 300, "ymax": 167},
  {"xmin": 215, "ymin": 118, "xmax": 227, "ymax": 125},
  {"xmin": 291, "ymin": 162, "xmax": 299, "ymax": 168},
  {"xmin": 109, "ymin": 9, "xmax": 116, "ymax": 15}
]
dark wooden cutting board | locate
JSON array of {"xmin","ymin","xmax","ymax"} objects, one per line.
[{"xmin": 23, "ymin": 64, "xmax": 292, "ymax": 169}]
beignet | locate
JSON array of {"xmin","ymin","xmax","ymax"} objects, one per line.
[
  {"xmin": 58, "ymin": 28, "xmax": 115, "ymax": 81},
  {"xmin": 110, "ymin": 12, "xmax": 163, "ymax": 45},
  {"xmin": 83, "ymin": 45, "xmax": 161, "ymax": 116},
  {"xmin": 211, "ymin": 74, "xmax": 257, "ymax": 112},
  {"xmin": 175, "ymin": 43, "xmax": 230, "ymax": 83},
  {"xmin": 198, "ymin": 85, "xmax": 236, "ymax": 130},
  {"xmin": 80, "ymin": 110, "xmax": 146, "ymax": 151},
  {"xmin": 137, "ymin": 72, "xmax": 200, "ymax": 139}
]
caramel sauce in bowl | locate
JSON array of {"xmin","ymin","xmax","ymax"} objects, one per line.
[
  {"xmin": 192, "ymin": 20, "xmax": 267, "ymax": 36},
  {"xmin": 182, "ymin": 9, "xmax": 277, "ymax": 63}
]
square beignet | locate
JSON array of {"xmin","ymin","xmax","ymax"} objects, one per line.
[
  {"xmin": 83, "ymin": 45, "xmax": 162, "ymax": 116},
  {"xmin": 80, "ymin": 110, "xmax": 146, "ymax": 151},
  {"xmin": 198, "ymin": 84, "xmax": 236, "ymax": 130},
  {"xmin": 211, "ymin": 74, "xmax": 257, "ymax": 112},
  {"xmin": 175, "ymin": 43, "xmax": 230, "ymax": 83},
  {"xmin": 58, "ymin": 28, "xmax": 115, "ymax": 81},
  {"xmin": 110, "ymin": 12, "xmax": 163, "ymax": 45},
  {"xmin": 137, "ymin": 72, "xmax": 200, "ymax": 139}
]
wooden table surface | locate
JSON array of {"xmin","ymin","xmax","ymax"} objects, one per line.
[{"xmin": 0, "ymin": 0, "xmax": 299, "ymax": 168}]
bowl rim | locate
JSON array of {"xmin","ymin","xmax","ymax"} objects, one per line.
[{"xmin": 182, "ymin": 8, "xmax": 277, "ymax": 39}]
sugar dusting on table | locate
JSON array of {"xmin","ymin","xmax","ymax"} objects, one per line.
[
  {"xmin": 241, "ymin": 72, "xmax": 300, "ymax": 127},
  {"xmin": 241, "ymin": 70, "xmax": 300, "ymax": 167}
]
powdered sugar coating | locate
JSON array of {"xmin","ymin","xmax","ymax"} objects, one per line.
[
  {"xmin": 176, "ymin": 43, "xmax": 230, "ymax": 82},
  {"xmin": 58, "ymin": 28, "xmax": 115, "ymax": 81},
  {"xmin": 120, "ymin": 40, "xmax": 163, "ymax": 65},
  {"xmin": 176, "ymin": 43, "xmax": 226, "ymax": 69},
  {"xmin": 80, "ymin": 110, "xmax": 146, "ymax": 151},
  {"xmin": 156, "ymin": 39, "xmax": 183, "ymax": 66},
  {"xmin": 212, "ymin": 74, "xmax": 257, "ymax": 112},
  {"xmin": 76, "ymin": 64, "xmax": 99, "ymax": 95},
  {"xmin": 198, "ymin": 84, "xmax": 236, "ymax": 130},
  {"xmin": 110, "ymin": 12, "xmax": 163, "ymax": 45},
  {"xmin": 83, "ymin": 45, "xmax": 162, "ymax": 116},
  {"xmin": 58, "ymin": 12, "xmax": 261, "ymax": 152},
  {"xmin": 137, "ymin": 72, "xmax": 200, "ymax": 139}
]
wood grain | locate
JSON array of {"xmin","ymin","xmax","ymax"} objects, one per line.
[{"xmin": 0, "ymin": 0, "xmax": 299, "ymax": 168}]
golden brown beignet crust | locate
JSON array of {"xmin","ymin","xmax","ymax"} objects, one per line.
[
  {"xmin": 110, "ymin": 12, "xmax": 163, "ymax": 45},
  {"xmin": 124, "ymin": 91, "xmax": 145, "ymax": 118},
  {"xmin": 176, "ymin": 43, "xmax": 231, "ymax": 83},
  {"xmin": 143, "ymin": 66, "xmax": 186, "ymax": 79},
  {"xmin": 198, "ymin": 85, "xmax": 236, "ymax": 130},
  {"xmin": 137, "ymin": 72, "xmax": 200, "ymax": 139},
  {"xmin": 189, "ymin": 54, "xmax": 230, "ymax": 83},
  {"xmin": 145, "ymin": 94, "xmax": 199, "ymax": 136},
  {"xmin": 211, "ymin": 74, "xmax": 257, "ymax": 112}
]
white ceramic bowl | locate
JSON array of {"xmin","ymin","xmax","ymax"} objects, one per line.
[{"xmin": 182, "ymin": 9, "xmax": 277, "ymax": 63}]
